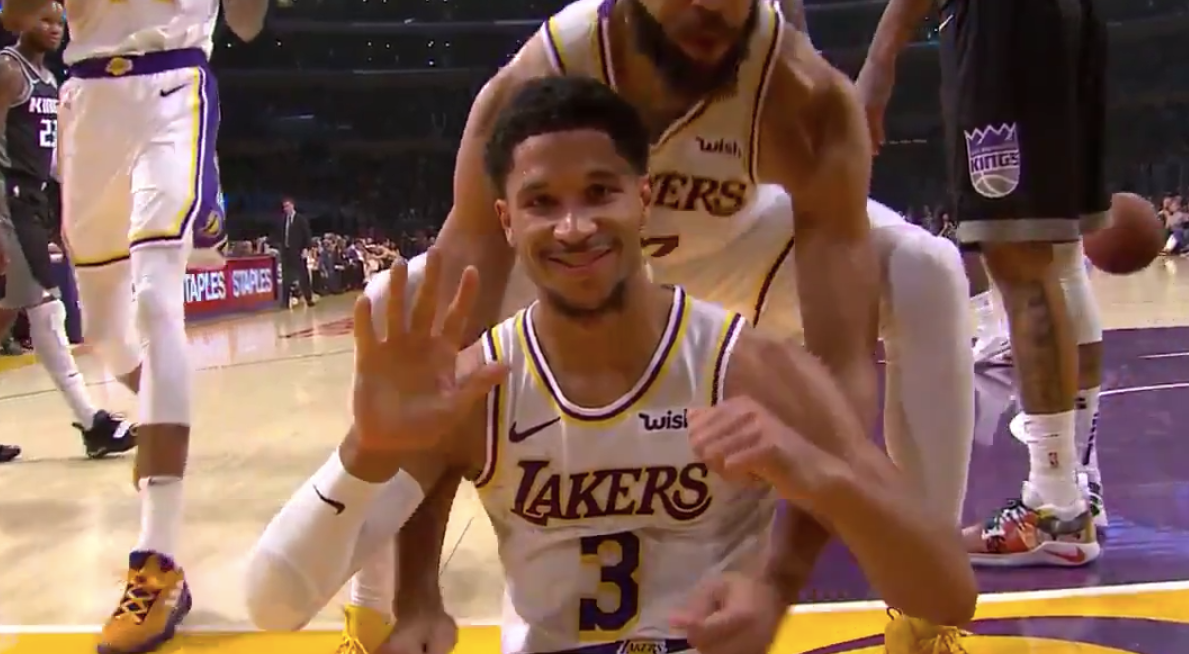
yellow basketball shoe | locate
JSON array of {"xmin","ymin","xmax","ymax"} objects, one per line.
[
  {"xmin": 884, "ymin": 609, "xmax": 969, "ymax": 654},
  {"xmin": 336, "ymin": 605, "xmax": 394, "ymax": 654},
  {"xmin": 97, "ymin": 551, "xmax": 192, "ymax": 654}
]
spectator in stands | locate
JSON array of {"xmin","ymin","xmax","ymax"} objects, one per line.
[{"xmin": 1161, "ymin": 194, "xmax": 1189, "ymax": 255}]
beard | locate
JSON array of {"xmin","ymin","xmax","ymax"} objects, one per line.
[
  {"xmin": 542, "ymin": 277, "xmax": 628, "ymax": 322},
  {"xmin": 624, "ymin": 0, "xmax": 755, "ymax": 99}
]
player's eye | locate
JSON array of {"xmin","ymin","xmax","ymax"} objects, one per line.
[
  {"xmin": 585, "ymin": 183, "xmax": 618, "ymax": 203},
  {"xmin": 524, "ymin": 194, "xmax": 558, "ymax": 210}
]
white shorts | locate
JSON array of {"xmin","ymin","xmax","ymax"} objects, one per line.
[
  {"xmin": 652, "ymin": 187, "xmax": 906, "ymax": 337},
  {"xmin": 60, "ymin": 49, "xmax": 222, "ymax": 268}
]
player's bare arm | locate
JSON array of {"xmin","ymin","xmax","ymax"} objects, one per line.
[
  {"xmin": 221, "ymin": 0, "xmax": 270, "ymax": 41},
  {"xmin": 856, "ymin": 0, "xmax": 933, "ymax": 148},
  {"xmin": 0, "ymin": 57, "xmax": 28, "ymax": 219},
  {"xmin": 703, "ymin": 328, "xmax": 978, "ymax": 625},
  {"xmin": 776, "ymin": 0, "xmax": 809, "ymax": 33},
  {"xmin": 758, "ymin": 35, "xmax": 880, "ymax": 428},
  {"xmin": 432, "ymin": 34, "xmax": 556, "ymax": 342}
]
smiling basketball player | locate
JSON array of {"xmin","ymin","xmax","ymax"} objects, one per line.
[{"xmin": 244, "ymin": 77, "xmax": 977, "ymax": 654}]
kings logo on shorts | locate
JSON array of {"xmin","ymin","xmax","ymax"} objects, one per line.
[{"xmin": 965, "ymin": 123, "xmax": 1021, "ymax": 199}]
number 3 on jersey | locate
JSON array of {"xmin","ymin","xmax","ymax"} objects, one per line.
[
  {"xmin": 579, "ymin": 531, "xmax": 641, "ymax": 637},
  {"xmin": 38, "ymin": 118, "xmax": 56, "ymax": 148}
]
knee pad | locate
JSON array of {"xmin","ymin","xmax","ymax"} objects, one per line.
[
  {"xmin": 243, "ymin": 548, "xmax": 324, "ymax": 631},
  {"xmin": 131, "ymin": 248, "xmax": 192, "ymax": 424},
  {"xmin": 25, "ymin": 297, "xmax": 66, "ymax": 336},
  {"xmin": 73, "ymin": 263, "xmax": 142, "ymax": 376},
  {"xmin": 1056, "ymin": 241, "xmax": 1102, "ymax": 345},
  {"xmin": 131, "ymin": 250, "xmax": 188, "ymax": 329},
  {"xmin": 363, "ymin": 254, "xmax": 427, "ymax": 339},
  {"xmin": 883, "ymin": 227, "xmax": 968, "ymax": 319}
]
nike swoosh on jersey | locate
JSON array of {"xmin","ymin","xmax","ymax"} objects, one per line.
[
  {"xmin": 509, "ymin": 417, "xmax": 561, "ymax": 443},
  {"xmin": 313, "ymin": 485, "xmax": 346, "ymax": 514},
  {"xmin": 159, "ymin": 84, "xmax": 188, "ymax": 98}
]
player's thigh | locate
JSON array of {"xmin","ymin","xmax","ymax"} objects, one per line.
[
  {"xmin": 59, "ymin": 78, "xmax": 136, "ymax": 267},
  {"xmin": 941, "ymin": 0, "xmax": 1084, "ymax": 245},
  {"xmin": 129, "ymin": 66, "xmax": 221, "ymax": 251},
  {"xmin": 0, "ymin": 206, "xmax": 54, "ymax": 310}
]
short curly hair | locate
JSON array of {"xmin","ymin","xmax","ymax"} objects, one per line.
[{"xmin": 484, "ymin": 76, "xmax": 650, "ymax": 195}]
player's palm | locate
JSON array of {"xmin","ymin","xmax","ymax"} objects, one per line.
[{"xmin": 352, "ymin": 248, "xmax": 508, "ymax": 453}]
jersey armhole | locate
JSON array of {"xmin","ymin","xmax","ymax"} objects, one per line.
[
  {"xmin": 540, "ymin": 18, "xmax": 567, "ymax": 74},
  {"xmin": 472, "ymin": 328, "xmax": 506, "ymax": 489},
  {"xmin": 748, "ymin": 5, "xmax": 785, "ymax": 183},
  {"xmin": 0, "ymin": 53, "xmax": 32, "ymax": 108},
  {"xmin": 708, "ymin": 313, "xmax": 746, "ymax": 406}
]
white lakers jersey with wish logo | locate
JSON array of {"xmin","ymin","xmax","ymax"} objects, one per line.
[
  {"xmin": 474, "ymin": 287, "xmax": 775, "ymax": 654},
  {"xmin": 540, "ymin": 0, "xmax": 785, "ymax": 264},
  {"xmin": 63, "ymin": 0, "xmax": 220, "ymax": 63}
]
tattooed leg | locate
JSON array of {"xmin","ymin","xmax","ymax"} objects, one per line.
[{"xmin": 983, "ymin": 243, "xmax": 1081, "ymax": 507}]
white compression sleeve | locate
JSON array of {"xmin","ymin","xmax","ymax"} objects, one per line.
[{"xmin": 244, "ymin": 450, "xmax": 424, "ymax": 630}]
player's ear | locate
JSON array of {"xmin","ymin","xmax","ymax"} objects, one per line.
[{"xmin": 494, "ymin": 199, "xmax": 514, "ymax": 246}]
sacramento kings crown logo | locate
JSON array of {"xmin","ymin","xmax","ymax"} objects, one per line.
[{"xmin": 965, "ymin": 123, "xmax": 1021, "ymax": 199}]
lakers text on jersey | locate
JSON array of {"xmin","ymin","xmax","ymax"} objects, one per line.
[{"xmin": 473, "ymin": 287, "xmax": 774, "ymax": 654}]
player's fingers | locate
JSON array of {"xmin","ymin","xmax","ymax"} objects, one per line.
[
  {"xmin": 409, "ymin": 247, "xmax": 441, "ymax": 338},
  {"xmin": 385, "ymin": 258, "xmax": 410, "ymax": 344},
  {"xmin": 439, "ymin": 265, "xmax": 480, "ymax": 346},
  {"xmin": 352, "ymin": 294, "xmax": 379, "ymax": 362},
  {"xmin": 451, "ymin": 361, "xmax": 510, "ymax": 408},
  {"xmin": 669, "ymin": 579, "xmax": 721, "ymax": 630}
]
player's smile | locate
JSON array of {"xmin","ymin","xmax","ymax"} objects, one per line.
[{"xmin": 544, "ymin": 244, "xmax": 616, "ymax": 275}]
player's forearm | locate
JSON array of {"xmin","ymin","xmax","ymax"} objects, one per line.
[
  {"xmin": 798, "ymin": 241, "xmax": 880, "ymax": 428},
  {"xmin": 394, "ymin": 473, "xmax": 462, "ymax": 615},
  {"xmin": 435, "ymin": 211, "xmax": 514, "ymax": 342},
  {"xmin": 760, "ymin": 501, "xmax": 832, "ymax": 606},
  {"xmin": 221, "ymin": 0, "xmax": 269, "ymax": 41},
  {"xmin": 866, "ymin": 0, "xmax": 934, "ymax": 68},
  {"xmin": 803, "ymin": 450, "xmax": 977, "ymax": 625}
]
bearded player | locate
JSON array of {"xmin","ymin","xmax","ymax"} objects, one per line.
[
  {"xmin": 246, "ymin": 76, "xmax": 977, "ymax": 654},
  {"xmin": 0, "ymin": 0, "xmax": 269, "ymax": 650},
  {"xmin": 0, "ymin": 3, "xmax": 136, "ymax": 464}
]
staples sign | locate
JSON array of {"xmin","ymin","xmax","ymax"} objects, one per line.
[{"xmin": 184, "ymin": 256, "xmax": 277, "ymax": 318}]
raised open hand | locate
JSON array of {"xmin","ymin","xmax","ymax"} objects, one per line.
[{"xmin": 351, "ymin": 247, "xmax": 508, "ymax": 452}]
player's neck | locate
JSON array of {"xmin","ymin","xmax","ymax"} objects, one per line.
[
  {"xmin": 13, "ymin": 42, "xmax": 44, "ymax": 68},
  {"xmin": 532, "ymin": 275, "xmax": 672, "ymax": 375}
]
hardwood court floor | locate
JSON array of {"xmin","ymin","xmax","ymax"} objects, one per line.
[{"xmin": 2, "ymin": 258, "xmax": 1189, "ymax": 653}]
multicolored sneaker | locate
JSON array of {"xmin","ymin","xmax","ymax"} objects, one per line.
[
  {"xmin": 884, "ymin": 609, "xmax": 969, "ymax": 654},
  {"xmin": 336, "ymin": 605, "xmax": 393, "ymax": 654},
  {"xmin": 963, "ymin": 489, "xmax": 1100, "ymax": 567},
  {"xmin": 1078, "ymin": 469, "xmax": 1109, "ymax": 531},
  {"xmin": 97, "ymin": 551, "xmax": 192, "ymax": 654}
]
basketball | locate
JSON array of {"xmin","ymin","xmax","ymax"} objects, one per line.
[{"xmin": 1083, "ymin": 193, "xmax": 1164, "ymax": 275}]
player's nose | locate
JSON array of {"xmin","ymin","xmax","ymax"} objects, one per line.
[{"xmin": 553, "ymin": 210, "xmax": 598, "ymax": 245}]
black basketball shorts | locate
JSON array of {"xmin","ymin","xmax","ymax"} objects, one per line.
[
  {"xmin": 939, "ymin": 0, "xmax": 1109, "ymax": 246},
  {"xmin": 0, "ymin": 179, "xmax": 56, "ymax": 310}
]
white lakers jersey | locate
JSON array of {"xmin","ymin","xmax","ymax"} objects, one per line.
[
  {"xmin": 475, "ymin": 287, "xmax": 775, "ymax": 654},
  {"xmin": 63, "ymin": 0, "xmax": 220, "ymax": 64},
  {"xmin": 539, "ymin": 0, "xmax": 785, "ymax": 264}
]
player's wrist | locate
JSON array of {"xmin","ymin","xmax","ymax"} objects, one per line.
[{"xmin": 340, "ymin": 427, "xmax": 406, "ymax": 483}]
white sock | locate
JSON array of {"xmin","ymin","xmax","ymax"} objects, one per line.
[
  {"xmin": 1023, "ymin": 411, "xmax": 1080, "ymax": 508},
  {"xmin": 26, "ymin": 300, "xmax": 99, "ymax": 429},
  {"xmin": 882, "ymin": 230, "xmax": 974, "ymax": 525},
  {"xmin": 1075, "ymin": 386, "xmax": 1100, "ymax": 471},
  {"xmin": 135, "ymin": 476, "xmax": 184, "ymax": 559},
  {"xmin": 349, "ymin": 539, "xmax": 396, "ymax": 620}
]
